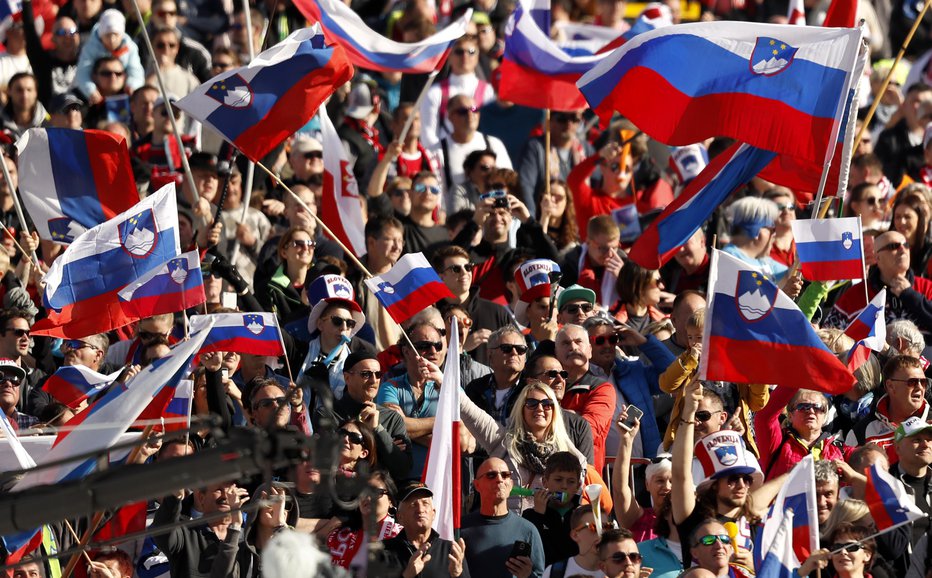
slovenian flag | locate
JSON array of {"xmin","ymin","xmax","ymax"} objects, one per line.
[
  {"xmin": 16, "ymin": 128, "xmax": 138, "ymax": 245},
  {"xmin": 118, "ymin": 250, "xmax": 206, "ymax": 318},
  {"xmin": 190, "ymin": 312, "xmax": 285, "ymax": 357},
  {"xmin": 176, "ymin": 25, "xmax": 353, "ymax": 163},
  {"xmin": 844, "ymin": 289, "xmax": 886, "ymax": 372},
  {"xmin": 760, "ymin": 456, "xmax": 819, "ymax": 567},
  {"xmin": 41, "ymin": 365, "xmax": 121, "ymax": 409},
  {"xmin": 700, "ymin": 250, "xmax": 855, "ymax": 393},
  {"xmin": 757, "ymin": 511, "xmax": 797, "ymax": 578},
  {"xmin": 791, "ymin": 217, "xmax": 864, "ymax": 281},
  {"xmin": 864, "ymin": 463, "xmax": 925, "ymax": 530},
  {"xmin": 577, "ymin": 22, "xmax": 862, "ymax": 164},
  {"xmin": 364, "ymin": 253, "xmax": 454, "ymax": 324}
]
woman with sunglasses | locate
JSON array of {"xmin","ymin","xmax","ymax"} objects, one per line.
[
  {"xmin": 612, "ymin": 261, "xmax": 668, "ymax": 338},
  {"xmin": 820, "ymin": 500, "xmax": 904, "ymax": 578},
  {"xmin": 889, "ymin": 186, "xmax": 932, "ymax": 278},
  {"xmin": 799, "ymin": 524, "xmax": 878, "ymax": 578},
  {"xmin": 327, "ymin": 470, "xmax": 403, "ymax": 571},
  {"xmin": 459, "ymin": 380, "xmax": 588, "ymax": 512},
  {"xmin": 261, "ymin": 226, "xmax": 315, "ymax": 325},
  {"xmin": 844, "ymin": 183, "xmax": 888, "ymax": 233}
]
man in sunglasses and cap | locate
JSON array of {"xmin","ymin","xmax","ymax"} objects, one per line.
[
  {"xmin": 0, "ymin": 358, "xmax": 37, "ymax": 430},
  {"xmin": 384, "ymin": 480, "xmax": 469, "ymax": 577},
  {"xmin": 890, "ymin": 416, "xmax": 932, "ymax": 546},
  {"xmin": 312, "ymin": 352, "xmax": 412, "ymax": 482}
]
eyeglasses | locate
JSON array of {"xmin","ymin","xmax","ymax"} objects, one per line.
[
  {"xmin": 413, "ymin": 340, "xmax": 443, "ymax": 353},
  {"xmin": 98, "ymin": 70, "xmax": 125, "ymax": 77},
  {"xmin": 554, "ymin": 114, "xmax": 583, "ymax": 123},
  {"xmin": 371, "ymin": 487, "xmax": 391, "ymax": 497},
  {"xmin": 4, "ymin": 328, "xmax": 29, "ymax": 338},
  {"xmin": 452, "ymin": 106, "xmax": 479, "ymax": 117},
  {"xmin": 695, "ymin": 410, "xmax": 713, "ymax": 422},
  {"xmin": 537, "ymin": 369, "xmax": 569, "ymax": 380},
  {"xmin": 887, "ymin": 377, "xmax": 929, "ymax": 388},
  {"xmin": 329, "ymin": 316, "xmax": 358, "ymax": 330},
  {"xmin": 63, "ymin": 340, "xmax": 98, "ymax": 352},
  {"xmin": 156, "ymin": 42, "xmax": 178, "ymax": 49},
  {"xmin": 793, "ymin": 402, "xmax": 826, "ymax": 414},
  {"xmin": 303, "ymin": 151, "xmax": 323, "ymax": 160},
  {"xmin": 726, "ymin": 474, "xmax": 754, "ymax": 486},
  {"xmin": 137, "ymin": 330, "xmax": 169, "ymax": 341},
  {"xmin": 830, "ymin": 543, "xmax": 865, "ymax": 553},
  {"xmin": 605, "ymin": 552, "xmax": 642, "ymax": 563},
  {"xmin": 482, "ymin": 470, "xmax": 512, "ymax": 480},
  {"xmin": 775, "ymin": 203, "xmax": 795, "ymax": 212},
  {"xmin": 496, "ymin": 343, "xmax": 528, "ymax": 355},
  {"xmin": 290, "ymin": 239, "xmax": 316, "ymax": 249},
  {"xmin": 346, "ymin": 369, "xmax": 382, "ymax": 380},
  {"xmin": 0, "ymin": 372, "xmax": 22, "ymax": 385},
  {"xmin": 524, "ymin": 398, "xmax": 555, "ymax": 410},
  {"xmin": 414, "ymin": 183, "xmax": 441, "ymax": 195},
  {"xmin": 453, "ymin": 47, "xmax": 478, "ymax": 56},
  {"xmin": 156, "ymin": 9, "xmax": 178, "ymax": 16},
  {"xmin": 862, "ymin": 197, "xmax": 882, "ymax": 206},
  {"xmin": 590, "ymin": 334, "xmax": 620, "ymax": 346},
  {"xmin": 877, "ymin": 240, "xmax": 909, "ymax": 253},
  {"xmin": 561, "ymin": 303, "xmax": 594, "ymax": 315},
  {"xmin": 253, "ymin": 396, "xmax": 286, "ymax": 411},
  {"xmin": 575, "ymin": 522, "xmax": 613, "ymax": 533},
  {"xmin": 338, "ymin": 428, "xmax": 365, "ymax": 445},
  {"xmin": 442, "ymin": 263, "xmax": 475, "ymax": 275},
  {"xmin": 696, "ymin": 534, "xmax": 732, "ymax": 547},
  {"xmin": 55, "ymin": 27, "xmax": 79, "ymax": 36},
  {"xmin": 389, "ymin": 188, "xmax": 410, "ymax": 197}
]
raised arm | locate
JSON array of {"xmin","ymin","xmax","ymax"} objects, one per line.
[
  {"xmin": 611, "ymin": 407, "xmax": 645, "ymax": 530},
  {"xmin": 672, "ymin": 378, "xmax": 702, "ymax": 524}
]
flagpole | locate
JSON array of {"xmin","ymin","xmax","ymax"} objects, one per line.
[
  {"xmin": 828, "ymin": 516, "xmax": 927, "ymax": 555},
  {"xmin": 1, "ymin": 223, "xmax": 41, "ymax": 271},
  {"xmin": 129, "ymin": 0, "xmax": 200, "ymax": 207},
  {"xmin": 857, "ymin": 215, "xmax": 869, "ymax": 305},
  {"xmin": 544, "ymin": 109, "xmax": 551, "ymax": 202},
  {"xmin": 399, "ymin": 70, "xmax": 441, "ymax": 145},
  {"xmin": 0, "ymin": 153, "xmax": 40, "ymax": 267},
  {"xmin": 62, "ymin": 520, "xmax": 94, "ymax": 567},
  {"xmin": 853, "ymin": 0, "xmax": 932, "ymax": 153}
]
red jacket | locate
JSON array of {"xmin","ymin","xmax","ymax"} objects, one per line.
[{"xmin": 561, "ymin": 370, "xmax": 617, "ymax": 472}]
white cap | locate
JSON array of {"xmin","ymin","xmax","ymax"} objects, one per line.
[{"xmin": 98, "ymin": 9, "xmax": 126, "ymax": 37}]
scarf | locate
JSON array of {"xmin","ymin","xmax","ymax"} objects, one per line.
[{"xmin": 516, "ymin": 434, "xmax": 557, "ymax": 475}]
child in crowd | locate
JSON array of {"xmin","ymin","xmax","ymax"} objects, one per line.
[
  {"xmin": 542, "ymin": 506, "xmax": 606, "ymax": 578},
  {"xmin": 522, "ymin": 451, "xmax": 584, "ymax": 567},
  {"xmin": 74, "ymin": 9, "xmax": 145, "ymax": 102}
]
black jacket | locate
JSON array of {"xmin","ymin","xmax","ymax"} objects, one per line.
[{"xmin": 384, "ymin": 529, "xmax": 472, "ymax": 578}]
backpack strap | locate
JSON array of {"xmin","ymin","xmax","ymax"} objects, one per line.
[{"xmin": 551, "ymin": 558, "xmax": 568, "ymax": 578}]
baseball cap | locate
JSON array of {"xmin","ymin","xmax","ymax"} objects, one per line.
[
  {"xmin": 398, "ymin": 480, "xmax": 433, "ymax": 502},
  {"xmin": 556, "ymin": 284, "xmax": 596, "ymax": 312},
  {"xmin": 50, "ymin": 93, "xmax": 84, "ymax": 115},
  {"xmin": 894, "ymin": 416, "xmax": 932, "ymax": 443},
  {"xmin": 0, "ymin": 358, "xmax": 26, "ymax": 382},
  {"xmin": 292, "ymin": 136, "xmax": 323, "ymax": 155},
  {"xmin": 345, "ymin": 83, "xmax": 375, "ymax": 120}
]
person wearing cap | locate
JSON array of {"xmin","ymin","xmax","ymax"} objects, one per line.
[
  {"xmin": 0, "ymin": 308, "xmax": 48, "ymax": 417},
  {"xmin": 891, "ymin": 416, "xmax": 932, "ymax": 545},
  {"xmin": 556, "ymin": 285, "xmax": 597, "ymax": 327},
  {"xmin": 0, "ymin": 358, "xmax": 37, "ymax": 430},
  {"xmin": 339, "ymin": 80, "xmax": 389, "ymax": 184},
  {"xmin": 312, "ymin": 351, "xmax": 412, "ymax": 482},
  {"xmin": 73, "ymin": 8, "xmax": 144, "ymax": 103},
  {"xmin": 384, "ymin": 480, "xmax": 470, "ymax": 578},
  {"xmin": 45, "ymin": 92, "xmax": 84, "ymax": 129},
  {"xmin": 286, "ymin": 135, "xmax": 324, "ymax": 188}
]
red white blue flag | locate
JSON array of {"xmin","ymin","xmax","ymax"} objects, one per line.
[
  {"xmin": 31, "ymin": 183, "xmax": 181, "ymax": 339},
  {"xmin": 117, "ymin": 250, "xmax": 206, "ymax": 318},
  {"xmin": 700, "ymin": 250, "xmax": 855, "ymax": 393},
  {"xmin": 760, "ymin": 456, "xmax": 819, "ymax": 567},
  {"xmin": 791, "ymin": 217, "xmax": 864, "ymax": 281},
  {"xmin": 176, "ymin": 25, "xmax": 353, "ymax": 163},
  {"xmin": 0, "ymin": 411, "xmax": 41, "ymax": 564},
  {"xmin": 294, "ymin": 0, "xmax": 471, "ymax": 73},
  {"xmin": 578, "ymin": 22, "xmax": 862, "ymax": 164},
  {"xmin": 844, "ymin": 289, "xmax": 886, "ymax": 372},
  {"xmin": 190, "ymin": 312, "xmax": 285, "ymax": 357},
  {"xmin": 757, "ymin": 511, "xmax": 797, "ymax": 578},
  {"xmin": 787, "ymin": 0, "xmax": 806, "ymax": 25},
  {"xmin": 364, "ymin": 253, "xmax": 454, "ymax": 324},
  {"xmin": 864, "ymin": 463, "xmax": 924, "ymax": 530},
  {"xmin": 41, "ymin": 365, "xmax": 120, "ymax": 409},
  {"xmin": 318, "ymin": 103, "xmax": 366, "ymax": 257},
  {"xmin": 0, "ymin": 0, "xmax": 21, "ymax": 21},
  {"xmin": 16, "ymin": 128, "xmax": 138, "ymax": 244}
]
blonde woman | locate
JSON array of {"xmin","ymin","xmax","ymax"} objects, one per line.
[{"xmin": 459, "ymin": 381, "xmax": 587, "ymax": 512}]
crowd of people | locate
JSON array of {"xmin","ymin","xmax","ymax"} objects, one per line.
[{"xmin": 1, "ymin": 0, "xmax": 932, "ymax": 576}]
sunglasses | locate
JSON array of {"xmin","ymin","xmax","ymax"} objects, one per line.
[
  {"xmin": 0, "ymin": 372, "xmax": 22, "ymax": 385},
  {"xmin": 887, "ymin": 376, "xmax": 930, "ymax": 387},
  {"xmin": 861, "ymin": 197, "xmax": 882, "ymax": 206},
  {"xmin": 389, "ymin": 188, "xmax": 410, "ymax": 197},
  {"xmin": 830, "ymin": 543, "xmax": 865, "ymax": 553},
  {"xmin": 793, "ymin": 402, "xmax": 826, "ymax": 414},
  {"xmin": 346, "ymin": 369, "xmax": 382, "ymax": 380},
  {"xmin": 253, "ymin": 396, "xmax": 286, "ymax": 411},
  {"xmin": 575, "ymin": 522, "xmax": 614, "ymax": 533},
  {"xmin": 290, "ymin": 239, "xmax": 316, "ymax": 249},
  {"xmin": 304, "ymin": 151, "xmax": 323, "ymax": 160},
  {"xmin": 775, "ymin": 203, "xmax": 795, "ymax": 212},
  {"xmin": 64, "ymin": 340, "xmax": 98, "ymax": 352},
  {"xmin": 453, "ymin": 47, "xmax": 478, "ymax": 56},
  {"xmin": 480, "ymin": 190, "xmax": 507, "ymax": 201},
  {"xmin": 561, "ymin": 303, "xmax": 594, "ymax": 315},
  {"xmin": 371, "ymin": 487, "xmax": 391, "ymax": 498},
  {"xmin": 606, "ymin": 552, "xmax": 642, "ymax": 563},
  {"xmin": 590, "ymin": 334, "xmax": 620, "ymax": 346},
  {"xmin": 4, "ymin": 328, "xmax": 29, "ymax": 338},
  {"xmin": 496, "ymin": 343, "xmax": 528, "ymax": 355},
  {"xmin": 55, "ymin": 27, "xmax": 79, "ymax": 36},
  {"xmin": 443, "ymin": 263, "xmax": 475, "ymax": 275},
  {"xmin": 695, "ymin": 410, "xmax": 713, "ymax": 422},
  {"xmin": 156, "ymin": 42, "xmax": 178, "ymax": 49},
  {"xmin": 329, "ymin": 316, "xmax": 357, "ymax": 330},
  {"xmin": 696, "ymin": 534, "xmax": 732, "ymax": 547},
  {"xmin": 137, "ymin": 330, "xmax": 169, "ymax": 341},
  {"xmin": 524, "ymin": 398, "xmax": 555, "ymax": 410},
  {"xmin": 413, "ymin": 341, "xmax": 443, "ymax": 353},
  {"xmin": 452, "ymin": 106, "xmax": 479, "ymax": 117},
  {"xmin": 537, "ymin": 369, "xmax": 569, "ymax": 380},
  {"xmin": 98, "ymin": 70, "xmax": 125, "ymax": 77},
  {"xmin": 339, "ymin": 428, "xmax": 365, "ymax": 445},
  {"xmin": 414, "ymin": 183, "xmax": 441, "ymax": 195},
  {"xmin": 156, "ymin": 10, "xmax": 177, "ymax": 16},
  {"xmin": 483, "ymin": 470, "xmax": 512, "ymax": 480},
  {"xmin": 726, "ymin": 474, "xmax": 754, "ymax": 486},
  {"xmin": 877, "ymin": 240, "xmax": 909, "ymax": 253},
  {"xmin": 554, "ymin": 114, "xmax": 583, "ymax": 123}
]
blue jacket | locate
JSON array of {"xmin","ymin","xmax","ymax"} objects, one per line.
[
  {"xmin": 639, "ymin": 537, "xmax": 683, "ymax": 578},
  {"xmin": 611, "ymin": 334, "xmax": 675, "ymax": 458},
  {"xmin": 74, "ymin": 26, "xmax": 145, "ymax": 98}
]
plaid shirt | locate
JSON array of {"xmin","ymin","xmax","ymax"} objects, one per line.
[{"xmin": 9, "ymin": 411, "xmax": 38, "ymax": 432}]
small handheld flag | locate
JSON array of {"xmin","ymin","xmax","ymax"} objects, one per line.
[
  {"xmin": 864, "ymin": 463, "xmax": 924, "ymax": 530},
  {"xmin": 791, "ymin": 217, "xmax": 864, "ymax": 281},
  {"xmin": 364, "ymin": 253, "xmax": 454, "ymax": 324},
  {"xmin": 41, "ymin": 365, "xmax": 121, "ymax": 409},
  {"xmin": 190, "ymin": 312, "xmax": 286, "ymax": 357}
]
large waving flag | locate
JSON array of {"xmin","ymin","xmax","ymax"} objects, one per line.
[
  {"xmin": 499, "ymin": 0, "xmax": 610, "ymax": 110},
  {"xmin": 16, "ymin": 128, "xmax": 139, "ymax": 245},
  {"xmin": 760, "ymin": 456, "xmax": 819, "ymax": 567},
  {"xmin": 791, "ymin": 217, "xmax": 864, "ymax": 281},
  {"xmin": 294, "ymin": 0, "xmax": 471, "ymax": 73},
  {"xmin": 190, "ymin": 312, "xmax": 285, "ymax": 357},
  {"xmin": 578, "ymin": 22, "xmax": 862, "ymax": 164},
  {"xmin": 31, "ymin": 183, "xmax": 181, "ymax": 339},
  {"xmin": 117, "ymin": 250, "xmax": 206, "ymax": 318},
  {"xmin": 700, "ymin": 250, "xmax": 855, "ymax": 393},
  {"xmin": 864, "ymin": 463, "xmax": 925, "ymax": 530},
  {"xmin": 757, "ymin": 510, "xmax": 796, "ymax": 578},
  {"xmin": 364, "ymin": 252, "xmax": 455, "ymax": 324},
  {"xmin": 176, "ymin": 25, "xmax": 353, "ymax": 163},
  {"xmin": 627, "ymin": 143, "xmax": 776, "ymax": 270},
  {"xmin": 41, "ymin": 365, "xmax": 121, "ymax": 409},
  {"xmin": 318, "ymin": 104, "xmax": 366, "ymax": 257},
  {"xmin": 423, "ymin": 317, "xmax": 461, "ymax": 540},
  {"xmin": 13, "ymin": 317, "xmax": 215, "ymax": 491}
]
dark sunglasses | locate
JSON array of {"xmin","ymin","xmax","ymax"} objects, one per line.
[
  {"xmin": 775, "ymin": 203, "xmax": 795, "ymax": 212},
  {"xmin": 137, "ymin": 330, "xmax": 168, "ymax": 341},
  {"xmin": 346, "ymin": 369, "xmax": 382, "ymax": 380},
  {"xmin": 452, "ymin": 106, "xmax": 479, "ymax": 117},
  {"xmin": 877, "ymin": 240, "xmax": 909, "ymax": 252},
  {"xmin": 554, "ymin": 114, "xmax": 583, "ymax": 123},
  {"xmin": 861, "ymin": 197, "xmax": 881, "ymax": 206},
  {"xmin": 443, "ymin": 263, "xmax": 475, "ymax": 275},
  {"xmin": 98, "ymin": 70, "xmax": 125, "ymax": 77},
  {"xmin": 694, "ymin": 410, "xmax": 713, "ymax": 422},
  {"xmin": 606, "ymin": 552, "xmax": 642, "ymax": 563},
  {"xmin": 156, "ymin": 9, "xmax": 177, "ymax": 16},
  {"xmin": 831, "ymin": 543, "xmax": 865, "ymax": 553},
  {"xmin": 0, "ymin": 372, "xmax": 22, "ymax": 385},
  {"xmin": 537, "ymin": 369, "xmax": 569, "ymax": 380},
  {"xmin": 477, "ymin": 163, "xmax": 494, "ymax": 172},
  {"xmin": 887, "ymin": 376, "xmax": 930, "ymax": 387},
  {"xmin": 726, "ymin": 473, "xmax": 754, "ymax": 486},
  {"xmin": 304, "ymin": 151, "xmax": 323, "ymax": 160},
  {"xmin": 371, "ymin": 487, "xmax": 391, "ymax": 497},
  {"xmin": 696, "ymin": 534, "xmax": 732, "ymax": 547},
  {"xmin": 453, "ymin": 47, "xmax": 478, "ymax": 56},
  {"xmin": 793, "ymin": 402, "xmax": 826, "ymax": 414},
  {"xmin": 496, "ymin": 343, "xmax": 528, "ymax": 355},
  {"xmin": 590, "ymin": 334, "xmax": 620, "ymax": 346},
  {"xmin": 290, "ymin": 239, "xmax": 316, "ymax": 249},
  {"xmin": 64, "ymin": 340, "xmax": 98, "ymax": 352},
  {"xmin": 413, "ymin": 341, "xmax": 443, "ymax": 353},
  {"xmin": 339, "ymin": 428, "xmax": 365, "ymax": 445},
  {"xmin": 253, "ymin": 396, "xmax": 286, "ymax": 410},
  {"xmin": 524, "ymin": 398, "xmax": 555, "ymax": 410},
  {"xmin": 414, "ymin": 183, "xmax": 441, "ymax": 195},
  {"xmin": 576, "ymin": 522, "xmax": 614, "ymax": 533},
  {"xmin": 55, "ymin": 27, "xmax": 79, "ymax": 36},
  {"xmin": 4, "ymin": 328, "xmax": 29, "ymax": 338},
  {"xmin": 483, "ymin": 470, "xmax": 512, "ymax": 480},
  {"xmin": 155, "ymin": 42, "xmax": 178, "ymax": 49},
  {"xmin": 561, "ymin": 303, "xmax": 594, "ymax": 315},
  {"xmin": 329, "ymin": 316, "xmax": 357, "ymax": 330}
]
